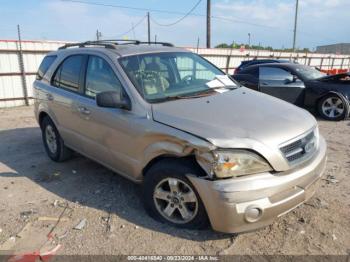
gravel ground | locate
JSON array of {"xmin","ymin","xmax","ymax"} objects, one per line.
[{"xmin": 0, "ymin": 106, "xmax": 349, "ymax": 256}]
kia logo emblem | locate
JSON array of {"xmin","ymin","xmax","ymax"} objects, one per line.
[{"xmin": 304, "ymin": 141, "xmax": 314, "ymax": 153}]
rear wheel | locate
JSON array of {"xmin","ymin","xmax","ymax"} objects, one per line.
[
  {"xmin": 41, "ymin": 117, "xmax": 72, "ymax": 162},
  {"xmin": 317, "ymin": 94, "xmax": 346, "ymax": 121},
  {"xmin": 143, "ymin": 159, "xmax": 209, "ymax": 229}
]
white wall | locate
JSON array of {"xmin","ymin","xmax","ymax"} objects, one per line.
[
  {"xmin": 0, "ymin": 40, "xmax": 349, "ymax": 108},
  {"xmin": 0, "ymin": 40, "xmax": 65, "ymax": 107}
]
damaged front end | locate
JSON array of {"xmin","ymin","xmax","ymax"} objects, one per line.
[{"xmin": 188, "ymin": 136, "xmax": 327, "ymax": 233}]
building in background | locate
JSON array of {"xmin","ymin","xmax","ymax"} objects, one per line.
[{"xmin": 316, "ymin": 43, "xmax": 350, "ymax": 55}]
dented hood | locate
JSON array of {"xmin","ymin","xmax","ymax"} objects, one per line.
[
  {"xmin": 317, "ymin": 72, "xmax": 350, "ymax": 82},
  {"xmin": 151, "ymin": 87, "xmax": 317, "ymax": 149}
]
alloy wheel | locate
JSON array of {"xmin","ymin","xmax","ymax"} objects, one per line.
[
  {"xmin": 45, "ymin": 125, "xmax": 57, "ymax": 154},
  {"xmin": 153, "ymin": 178, "xmax": 198, "ymax": 224},
  {"xmin": 321, "ymin": 97, "xmax": 344, "ymax": 119}
]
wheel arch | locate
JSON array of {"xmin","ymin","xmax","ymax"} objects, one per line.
[
  {"xmin": 138, "ymin": 135, "xmax": 214, "ymax": 180},
  {"xmin": 38, "ymin": 110, "xmax": 59, "ymax": 129},
  {"xmin": 142, "ymin": 154, "xmax": 208, "ymax": 178},
  {"xmin": 38, "ymin": 111, "xmax": 49, "ymax": 128}
]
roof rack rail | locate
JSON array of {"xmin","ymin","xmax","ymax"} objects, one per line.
[
  {"xmin": 58, "ymin": 40, "xmax": 175, "ymax": 50},
  {"xmin": 137, "ymin": 41, "xmax": 174, "ymax": 47},
  {"xmin": 58, "ymin": 41, "xmax": 117, "ymax": 50},
  {"xmin": 96, "ymin": 39, "xmax": 141, "ymax": 45},
  {"xmin": 94, "ymin": 40, "xmax": 174, "ymax": 47}
]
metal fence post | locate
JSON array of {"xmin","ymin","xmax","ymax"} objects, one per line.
[
  {"xmin": 225, "ymin": 45, "xmax": 235, "ymax": 74},
  {"xmin": 17, "ymin": 24, "xmax": 29, "ymax": 106},
  {"xmin": 225, "ymin": 55, "xmax": 231, "ymax": 74},
  {"xmin": 308, "ymin": 57, "xmax": 312, "ymax": 66}
]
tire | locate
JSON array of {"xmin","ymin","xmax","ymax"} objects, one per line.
[
  {"xmin": 143, "ymin": 159, "xmax": 209, "ymax": 230},
  {"xmin": 41, "ymin": 117, "xmax": 72, "ymax": 162},
  {"xmin": 317, "ymin": 94, "xmax": 346, "ymax": 121}
]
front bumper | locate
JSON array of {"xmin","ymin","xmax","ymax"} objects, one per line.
[{"xmin": 188, "ymin": 136, "xmax": 327, "ymax": 233}]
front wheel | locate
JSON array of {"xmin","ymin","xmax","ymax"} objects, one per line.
[
  {"xmin": 143, "ymin": 159, "xmax": 209, "ymax": 229},
  {"xmin": 317, "ymin": 94, "xmax": 346, "ymax": 121}
]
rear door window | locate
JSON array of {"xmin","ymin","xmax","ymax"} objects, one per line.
[
  {"xmin": 260, "ymin": 67, "xmax": 293, "ymax": 81},
  {"xmin": 52, "ymin": 55, "xmax": 84, "ymax": 91},
  {"xmin": 244, "ymin": 67, "xmax": 259, "ymax": 78},
  {"xmin": 37, "ymin": 55, "xmax": 57, "ymax": 80}
]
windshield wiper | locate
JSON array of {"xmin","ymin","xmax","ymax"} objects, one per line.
[
  {"xmin": 149, "ymin": 86, "xmax": 238, "ymax": 103},
  {"xmin": 149, "ymin": 95, "xmax": 192, "ymax": 103},
  {"xmin": 150, "ymin": 91, "xmax": 217, "ymax": 103}
]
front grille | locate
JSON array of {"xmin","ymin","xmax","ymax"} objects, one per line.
[{"xmin": 280, "ymin": 130, "xmax": 317, "ymax": 164}]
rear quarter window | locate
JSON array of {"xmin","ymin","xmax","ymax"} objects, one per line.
[{"xmin": 36, "ymin": 55, "xmax": 57, "ymax": 80}]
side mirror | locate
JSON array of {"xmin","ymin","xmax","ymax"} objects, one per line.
[
  {"xmin": 284, "ymin": 75, "xmax": 297, "ymax": 84},
  {"xmin": 96, "ymin": 91, "xmax": 131, "ymax": 110}
]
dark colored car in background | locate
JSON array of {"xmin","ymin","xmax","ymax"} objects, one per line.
[
  {"xmin": 234, "ymin": 59, "xmax": 294, "ymax": 74},
  {"xmin": 233, "ymin": 63, "xmax": 350, "ymax": 121}
]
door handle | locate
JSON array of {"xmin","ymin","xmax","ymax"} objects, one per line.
[
  {"xmin": 46, "ymin": 93, "xmax": 54, "ymax": 101},
  {"xmin": 78, "ymin": 106, "xmax": 91, "ymax": 115}
]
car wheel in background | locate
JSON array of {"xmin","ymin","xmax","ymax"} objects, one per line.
[
  {"xmin": 143, "ymin": 159, "xmax": 209, "ymax": 229},
  {"xmin": 317, "ymin": 94, "xmax": 347, "ymax": 121},
  {"xmin": 41, "ymin": 117, "xmax": 72, "ymax": 162}
]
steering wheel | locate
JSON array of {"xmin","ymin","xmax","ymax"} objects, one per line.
[{"xmin": 181, "ymin": 75, "xmax": 193, "ymax": 85}]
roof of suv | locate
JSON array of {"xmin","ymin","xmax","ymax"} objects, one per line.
[
  {"xmin": 51, "ymin": 41, "xmax": 189, "ymax": 57},
  {"xmin": 107, "ymin": 44, "xmax": 188, "ymax": 57}
]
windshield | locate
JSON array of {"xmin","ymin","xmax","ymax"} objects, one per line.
[
  {"xmin": 294, "ymin": 65, "xmax": 326, "ymax": 80},
  {"xmin": 119, "ymin": 52, "xmax": 238, "ymax": 102}
]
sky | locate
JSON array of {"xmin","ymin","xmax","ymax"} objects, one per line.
[{"xmin": 0, "ymin": 0, "xmax": 349, "ymax": 49}]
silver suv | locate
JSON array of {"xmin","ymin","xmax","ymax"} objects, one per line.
[{"xmin": 34, "ymin": 40, "xmax": 327, "ymax": 233}]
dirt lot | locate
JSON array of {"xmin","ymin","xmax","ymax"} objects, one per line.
[{"xmin": 0, "ymin": 106, "xmax": 349, "ymax": 256}]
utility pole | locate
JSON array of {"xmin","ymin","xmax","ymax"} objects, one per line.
[
  {"xmin": 147, "ymin": 12, "xmax": 151, "ymax": 44},
  {"xmin": 196, "ymin": 37, "xmax": 200, "ymax": 53},
  {"xmin": 96, "ymin": 30, "xmax": 102, "ymax": 41},
  {"xmin": 292, "ymin": 0, "xmax": 299, "ymax": 52},
  {"xmin": 206, "ymin": 0, "xmax": 211, "ymax": 48},
  {"xmin": 17, "ymin": 24, "xmax": 29, "ymax": 106},
  {"xmin": 248, "ymin": 33, "xmax": 251, "ymax": 48}
]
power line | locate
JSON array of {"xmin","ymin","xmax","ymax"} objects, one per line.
[
  {"xmin": 102, "ymin": 15, "xmax": 147, "ymax": 39},
  {"xmin": 150, "ymin": 0, "xmax": 202, "ymax": 27},
  {"xmin": 210, "ymin": 15, "xmax": 277, "ymax": 29},
  {"xmin": 116, "ymin": 15, "xmax": 147, "ymax": 38},
  {"xmin": 60, "ymin": 0, "xmax": 282, "ymax": 30},
  {"xmin": 61, "ymin": 0, "xmax": 196, "ymax": 16},
  {"xmin": 60, "ymin": 0, "xmax": 338, "ymax": 43}
]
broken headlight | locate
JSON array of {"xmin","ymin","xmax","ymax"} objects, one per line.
[{"xmin": 213, "ymin": 150, "xmax": 272, "ymax": 178}]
